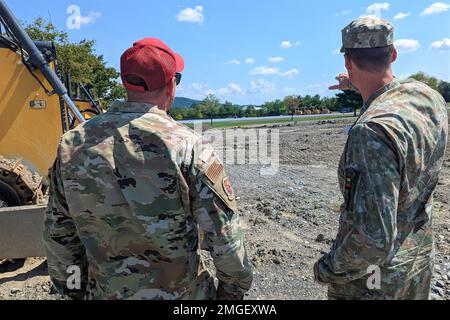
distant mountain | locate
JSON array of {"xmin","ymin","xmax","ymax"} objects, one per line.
[{"xmin": 172, "ymin": 97, "xmax": 201, "ymax": 108}]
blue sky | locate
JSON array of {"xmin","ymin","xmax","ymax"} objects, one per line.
[{"xmin": 5, "ymin": 0, "xmax": 450, "ymax": 105}]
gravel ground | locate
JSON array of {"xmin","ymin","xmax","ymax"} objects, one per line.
[{"xmin": 0, "ymin": 116, "xmax": 449, "ymax": 300}]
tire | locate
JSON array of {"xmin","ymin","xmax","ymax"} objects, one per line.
[
  {"xmin": 0, "ymin": 180, "xmax": 23, "ymax": 207},
  {"xmin": 0, "ymin": 259, "xmax": 26, "ymax": 273}
]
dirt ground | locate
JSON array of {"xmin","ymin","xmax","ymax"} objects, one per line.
[{"xmin": 1, "ymin": 115, "xmax": 449, "ymax": 300}]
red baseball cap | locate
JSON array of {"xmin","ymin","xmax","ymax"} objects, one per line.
[{"xmin": 120, "ymin": 38, "xmax": 185, "ymax": 92}]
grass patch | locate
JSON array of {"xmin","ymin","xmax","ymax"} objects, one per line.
[{"xmin": 185, "ymin": 114, "xmax": 355, "ymax": 129}]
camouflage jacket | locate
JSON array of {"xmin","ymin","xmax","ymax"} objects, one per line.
[
  {"xmin": 315, "ymin": 79, "xmax": 448, "ymax": 299},
  {"xmin": 44, "ymin": 102, "xmax": 253, "ymax": 300}
]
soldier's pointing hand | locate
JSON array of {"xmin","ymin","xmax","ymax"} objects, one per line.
[{"xmin": 329, "ymin": 73, "xmax": 353, "ymax": 91}]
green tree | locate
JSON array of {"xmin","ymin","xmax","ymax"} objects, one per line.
[
  {"xmin": 220, "ymin": 101, "xmax": 239, "ymax": 118},
  {"xmin": 284, "ymin": 96, "xmax": 299, "ymax": 120},
  {"xmin": 320, "ymin": 97, "xmax": 338, "ymax": 111},
  {"xmin": 311, "ymin": 95, "xmax": 321, "ymax": 110},
  {"xmin": 244, "ymin": 106, "xmax": 257, "ymax": 117},
  {"xmin": 302, "ymin": 95, "xmax": 314, "ymax": 109},
  {"xmin": 409, "ymin": 72, "xmax": 439, "ymax": 91},
  {"xmin": 193, "ymin": 105, "xmax": 204, "ymax": 119},
  {"xmin": 170, "ymin": 108, "xmax": 184, "ymax": 120},
  {"xmin": 336, "ymin": 90, "xmax": 363, "ymax": 116},
  {"xmin": 203, "ymin": 94, "xmax": 221, "ymax": 125},
  {"xmin": 24, "ymin": 17, "xmax": 125, "ymax": 109}
]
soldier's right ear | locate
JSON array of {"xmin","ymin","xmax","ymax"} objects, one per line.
[
  {"xmin": 344, "ymin": 54, "xmax": 353, "ymax": 72},
  {"xmin": 164, "ymin": 78, "xmax": 176, "ymax": 98},
  {"xmin": 391, "ymin": 48, "xmax": 398, "ymax": 64}
]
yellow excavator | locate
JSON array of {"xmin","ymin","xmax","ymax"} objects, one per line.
[{"xmin": 0, "ymin": 0, "xmax": 101, "ymax": 261}]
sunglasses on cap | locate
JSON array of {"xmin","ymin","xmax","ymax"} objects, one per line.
[{"xmin": 175, "ymin": 73, "xmax": 182, "ymax": 86}]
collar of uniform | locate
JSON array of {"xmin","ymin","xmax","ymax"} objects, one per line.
[
  {"xmin": 108, "ymin": 101, "xmax": 169, "ymax": 117},
  {"xmin": 360, "ymin": 79, "xmax": 400, "ymax": 114}
]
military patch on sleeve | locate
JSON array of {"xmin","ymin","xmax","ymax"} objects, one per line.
[
  {"xmin": 200, "ymin": 158, "xmax": 238, "ymax": 213},
  {"xmin": 344, "ymin": 169, "xmax": 361, "ymax": 212},
  {"xmin": 222, "ymin": 177, "xmax": 235, "ymax": 201},
  {"xmin": 205, "ymin": 159, "xmax": 224, "ymax": 183}
]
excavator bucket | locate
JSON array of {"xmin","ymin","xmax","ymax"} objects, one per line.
[{"xmin": 0, "ymin": 205, "xmax": 46, "ymax": 259}]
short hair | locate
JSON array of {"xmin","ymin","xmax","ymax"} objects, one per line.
[{"xmin": 344, "ymin": 45, "xmax": 394, "ymax": 72}]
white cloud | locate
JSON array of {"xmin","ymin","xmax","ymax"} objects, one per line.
[
  {"xmin": 421, "ymin": 2, "xmax": 450, "ymax": 16},
  {"xmin": 245, "ymin": 58, "xmax": 256, "ymax": 64},
  {"xmin": 279, "ymin": 69, "xmax": 299, "ymax": 78},
  {"xmin": 191, "ymin": 83, "xmax": 205, "ymax": 91},
  {"xmin": 337, "ymin": 10, "xmax": 352, "ymax": 16},
  {"xmin": 69, "ymin": 11, "xmax": 101, "ymax": 28},
  {"xmin": 179, "ymin": 82, "xmax": 214, "ymax": 100},
  {"xmin": 280, "ymin": 41, "xmax": 301, "ymax": 49},
  {"xmin": 268, "ymin": 56, "xmax": 284, "ymax": 63},
  {"xmin": 250, "ymin": 66, "xmax": 300, "ymax": 78},
  {"xmin": 176, "ymin": 6, "xmax": 204, "ymax": 23},
  {"xmin": 332, "ymin": 48, "xmax": 342, "ymax": 55},
  {"xmin": 66, "ymin": 5, "xmax": 102, "ymax": 29},
  {"xmin": 250, "ymin": 66, "xmax": 279, "ymax": 75},
  {"xmin": 304, "ymin": 83, "xmax": 335, "ymax": 95},
  {"xmin": 250, "ymin": 79, "xmax": 277, "ymax": 94},
  {"xmin": 229, "ymin": 83, "xmax": 243, "ymax": 93},
  {"xmin": 180, "ymin": 82, "xmax": 246, "ymax": 99},
  {"xmin": 394, "ymin": 12, "xmax": 410, "ymax": 20},
  {"xmin": 394, "ymin": 39, "xmax": 421, "ymax": 53},
  {"xmin": 225, "ymin": 59, "xmax": 240, "ymax": 65},
  {"xmin": 216, "ymin": 83, "xmax": 245, "ymax": 96},
  {"xmin": 281, "ymin": 41, "xmax": 292, "ymax": 49},
  {"xmin": 215, "ymin": 88, "xmax": 230, "ymax": 95},
  {"xmin": 430, "ymin": 38, "xmax": 450, "ymax": 51},
  {"xmin": 367, "ymin": 2, "xmax": 390, "ymax": 11},
  {"xmin": 81, "ymin": 12, "xmax": 101, "ymax": 25},
  {"xmin": 366, "ymin": 2, "xmax": 390, "ymax": 17}
]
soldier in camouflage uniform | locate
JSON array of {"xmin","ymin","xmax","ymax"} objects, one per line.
[
  {"xmin": 314, "ymin": 17, "xmax": 448, "ymax": 300},
  {"xmin": 44, "ymin": 38, "xmax": 253, "ymax": 300}
]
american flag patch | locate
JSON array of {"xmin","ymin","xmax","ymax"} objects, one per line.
[{"xmin": 205, "ymin": 159, "xmax": 224, "ymax": 183}]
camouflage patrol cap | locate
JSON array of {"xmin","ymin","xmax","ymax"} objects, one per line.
[{"xmin": 340, "ymin": 16, "xmax": 394, "ymax": 52}]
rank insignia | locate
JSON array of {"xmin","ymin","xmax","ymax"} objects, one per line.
[{"xmin": 222, "ymin": 177, "xmax": 235, "ymax": 201}]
